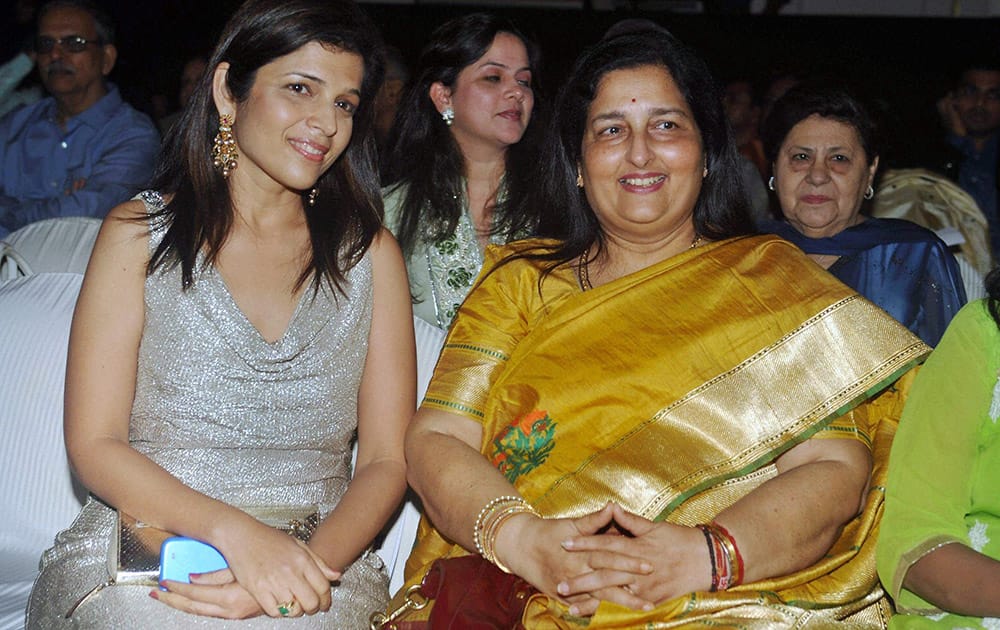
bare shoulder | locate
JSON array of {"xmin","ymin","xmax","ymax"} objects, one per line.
[
  {"xmin": 88, "ymin": 198, "xmax": 154, "ymax": 278},
  {"xmin": 368, "ymin": 227, "xmax": 402, "ymax": 258},
  {"xmin": 102, "ymin": 198, "xmax": 152, "ymax": 240},
  {"xmin": 367, "ymin": 228, "xmax": 406, "ymax": 276}
]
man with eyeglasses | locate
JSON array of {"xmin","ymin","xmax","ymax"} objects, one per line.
[
  {"xmin": 940, "ymin": 60, "xmax": 1000, "ymax": 258},
  {"xmin": 0, "ymin": 0, "xmax": 159, "ymax": 238}
]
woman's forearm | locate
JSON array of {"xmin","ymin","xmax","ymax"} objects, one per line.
[
  {"xmin": 307, "ymin": 458, "xmax": 407, "ymax": 570},
  {"xmin": 715, "ymin": 439, "xmax": 871, "ymax": 584},
  {"xmin": 405, "ymin": 412, "xmax": 518, "ymax": 551},
  {"xmin": 68, "ymin": 435, "xmax": 263, "ymax": 554},
  {"xmin": 903, "ymin": 542, "xmax": 1000, "ymax": 616}
]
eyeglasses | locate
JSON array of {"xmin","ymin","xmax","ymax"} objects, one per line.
[{"xmin": 34, "ymin": 35, "xmax": 102, "ymax": 54}]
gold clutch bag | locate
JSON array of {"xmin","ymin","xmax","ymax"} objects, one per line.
[{"xmin": 66, "ymin": 505, "xmax": 321, "ymax": 618}]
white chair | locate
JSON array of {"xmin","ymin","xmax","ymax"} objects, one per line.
[
  {"xmin": 872, "ymin": 168, "xmax": 993, "ymax": 277},
  {"xmin": 0, "ymin": 217, "xmax": 102, "ymax": 279},
  {"xmin": 0, "ymin": 273, "xmax": 87, "ymax": 630},
  {"xmin": 0, "ymin": 269, "xmax": 444, "ymax": 624},
  {"xmin": 375, "ymin": 317, "xmax": 446, "ymax": 595}
]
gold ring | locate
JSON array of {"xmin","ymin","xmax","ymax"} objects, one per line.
[{"xmin": 277, "ymin": 600, "xmax": 296, "ymax": 616}]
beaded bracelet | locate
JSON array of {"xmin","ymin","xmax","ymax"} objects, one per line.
[
  {"xmin": 473, "ymin": 495, "xmax": 541, "ymax": 573},
  {"xmin": 695, "ymin": 524, "xmax": 719, "ymax": 592}
]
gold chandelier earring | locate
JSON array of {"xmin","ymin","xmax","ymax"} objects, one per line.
[{"xmin": 212, "ymin": 114, "xmax": 238, "ymax": 178}]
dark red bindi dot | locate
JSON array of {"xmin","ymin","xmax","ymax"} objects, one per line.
[{"xmin": 631, "ymin": 98, "xmax": 636, "ymax": 102}]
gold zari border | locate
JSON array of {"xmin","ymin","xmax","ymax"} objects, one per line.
[{"xmin": 533, "ymin": 295, "xmax": 928, "ymax": 521}]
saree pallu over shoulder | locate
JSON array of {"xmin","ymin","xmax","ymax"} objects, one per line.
[{"xmin": 404, "ymin": 235, "xmax": 929, "ymax": 628}]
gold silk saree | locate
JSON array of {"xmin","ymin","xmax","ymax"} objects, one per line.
[{"xmin": 396, "ymin": 235, "xmax": 928, "ymax": 629}]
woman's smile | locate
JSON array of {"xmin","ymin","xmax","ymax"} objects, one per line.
[
  {"xmin": 288, "ymin": 137, "xmax": 330, "ymax": 162},
  {"xmin": 618, "ymin": 173, "xmax": 667, "ymax": 192}
]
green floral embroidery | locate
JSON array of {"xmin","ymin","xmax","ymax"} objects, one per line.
[
  {"xmin": 446, "ymin": 267, "xmax": 474, "ymax": 289},
  {"xmin": 490, "ymin": 410, "xmax": 557, "ymax": 483},
  {"xmin": 435, "ymin": 236, "xmax": 459, "ymax": 255}
]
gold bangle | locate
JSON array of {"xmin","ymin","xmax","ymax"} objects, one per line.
[
  {"xmin": 472, "ymin": 495, "xmax": 540, "ymax": 573},
  {"xmin": 709, "ymin": 521, "xmax": 744, "ymax": 587},
  {"xmin": 482, "ymin": 504, "xmax": 540, "ymax": 573},
  {"xmin": 474, "ymin": 496, "xmax": 524, "ymax": 558}
]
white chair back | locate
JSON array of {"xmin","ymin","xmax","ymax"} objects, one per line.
[
  {"xmin": 872, "ymin": 168, "xmax": 993, "ymax": 276},
  {"xmin": 0, "ymin": 243, "xmax": 31, "ymax": 281},
  {"xmin": 0, "ymin": 273, "xmax": 86, "ymax": 630},
  {"xmin": 0, "ymin": 217, "xmax": 102, "ymax": 279}
]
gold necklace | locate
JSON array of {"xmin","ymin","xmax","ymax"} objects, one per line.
[
  {"xmin": 577, "ymin": 255, "xmax": 592, "ymax": 291},
  {"xmin": 577, "ymin": 233, "xmax": 703, "ymax": 291}
]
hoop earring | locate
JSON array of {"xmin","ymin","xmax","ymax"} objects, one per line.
[
  {"xmin": 212, "ymin": 114, "xmax": 238, "ymax": 178},
  {"xmin": 767, "ymin": 176, "xmax": 775, "ymax": 191},
  {"xmin": 307, "ymin": 188, "xmax": 318, "ymax": 206},
  {"xmin": 441, "ymin": 107, "xmax": 454, "ymax": 127},
  {"xmin": 864, "ymin": 185, "xmax": 874, "ymax": 200}
]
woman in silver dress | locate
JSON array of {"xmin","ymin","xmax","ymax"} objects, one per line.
[{"xmin": 26, "ymin": 0, "xmax": 415, "ymax": 626}]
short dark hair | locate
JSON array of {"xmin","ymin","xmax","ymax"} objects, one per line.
[
  {"xmin": 761, "ymin": 82, "xmax": 879, "ymax": 167},
  {"xmin": 533, "ymin": 26, "xmax": 754, "ymax": 254},
  {"xmin": 38, "ymin": 0, "xmax": 115, "ymax": 46},
  {"xmin": 148, "ymin": 0, "xmax": 385, "ymax": 294},
  {"xmin": 957, "ymin": 58, "xmax": 1000, "ymax": 82}
]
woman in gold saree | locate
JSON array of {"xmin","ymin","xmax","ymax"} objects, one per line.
[{"xmin": 390, "ymin": 26, "xmax": 928, "ymax": 629}]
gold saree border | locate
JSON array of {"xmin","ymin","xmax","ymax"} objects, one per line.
[{"xmin": 532, "ymin": 295, "xmax": 928, "ymax": 521}]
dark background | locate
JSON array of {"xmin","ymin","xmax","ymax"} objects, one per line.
[{"xmin": 4, "ymin": 1, "xmax": 998, "ymax": 168}]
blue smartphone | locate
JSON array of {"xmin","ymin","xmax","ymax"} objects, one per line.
[{"xmin": 159, "ymin": 537, "xmax": 229, "ymax": 587}]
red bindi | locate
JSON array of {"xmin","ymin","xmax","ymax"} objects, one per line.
[{"xmin": 631, "ymin": 98, "xmax": 636, "ymax": 102}]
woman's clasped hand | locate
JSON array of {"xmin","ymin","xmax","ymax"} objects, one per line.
[
  {"xmin": 491, "ymin": 503, "xmax": 674, "ymax": 616},
  {"xmin": 155, "ymin": 522, "xmax": 341, "ymax": 619}
]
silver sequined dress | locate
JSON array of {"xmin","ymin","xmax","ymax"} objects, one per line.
[{"xmin": 26, "ymin": 191, "xmax": 389, "ymax": 628}]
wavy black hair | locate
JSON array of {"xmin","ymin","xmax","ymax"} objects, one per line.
[
  {"xmin": 146, "ymin": 0, "xmax": 384, "ymax": 294},
  {"xmin": 382, "ymin": 13, "xmax": 542, "ymax": 258}
]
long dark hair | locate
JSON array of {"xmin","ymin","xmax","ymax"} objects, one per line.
[
  {"xmin": 382, "ymin": 13, "xmax": 542, "ymax": 258},
  {"xmin": 147, "ymin": 0, "xmax": 384, "ymax": 293},
  {"xmin": 529, "ymin": 26, "xmax": 754, "ymax": 270},
  {"xmin": 987, "ymin": 268, "xmax": 1000, "ymax": 329}
]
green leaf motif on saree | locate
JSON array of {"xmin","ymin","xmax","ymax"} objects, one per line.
[{"xmin": 490, "ymin": 410, "xmax": 557, "ymax": 483}]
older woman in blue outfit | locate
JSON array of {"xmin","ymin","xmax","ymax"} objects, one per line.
[{"xmin": 760, "ymin": 83, "xmax": 966, "ymax": 346}]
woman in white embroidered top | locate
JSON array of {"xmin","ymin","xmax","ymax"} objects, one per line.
[{"xmin": 381, "ymin": 13, "xmax": 542, "ymax": 329}]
